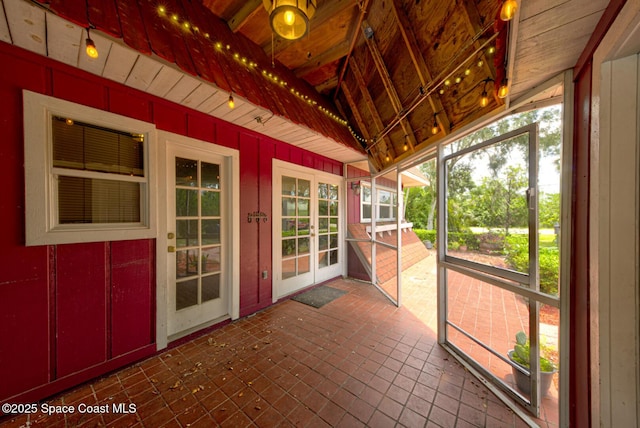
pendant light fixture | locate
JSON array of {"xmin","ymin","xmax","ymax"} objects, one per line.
[
  {"xmin": 85, "ymin": 28, "xmax": 98, "ymax": 59},
  {"xmin": 431, "ymin": 114, "xmax": 439, "ymax": 135},
  {"xmin": 500, "ymin": 0, "xmax": 518, "ymax": 21},
  {"xmin": 498, "ymin": 79, "xmax": 510, "ymax": 98},
  {"xmin": 263, "ymin": 0, "xmax": 317, "ymax": 40}
]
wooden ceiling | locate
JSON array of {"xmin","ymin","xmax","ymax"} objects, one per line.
[
  {"xmin": 204, "ymin": 0, "xmax": 507, "ymax": 170},
  {"xmin": 4, "ymin": 0, "xmax": 609, "ymax": 171}
]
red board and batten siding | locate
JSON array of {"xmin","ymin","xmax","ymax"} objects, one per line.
[{"xmin": 0, "ymin": 41, "xmax": 341, "ymax": 405}]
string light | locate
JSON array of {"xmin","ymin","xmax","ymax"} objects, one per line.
[
  {"xmin": 228, "ymin": 93, "xmax": 235, "ymax": 109},
  {"xmin": 85, "ymin": 28, "xmax": 98, "ymax": 59},
  {"xmin": 431, "ymin": 115, "xmax": 439, "ymax": 135},
  {"xmin": 500, "ymin": 0, "xmax": 518, "ymax": 21},
  {"xmin": 153, "ymin": 5, "xmax": 349, "ymax": 127},
  {"xmin": 498, "ymin": 79, "xmax": 509, "ymax": 98}
]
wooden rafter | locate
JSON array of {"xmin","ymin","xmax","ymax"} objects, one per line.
[
  {"xmin": 339, "ymin": 83, "xmax": 380, "ymax": 169},
  {"xmin": 349, "ymin": 56, "xmax": 394, "ymax": 165},
  {"xmin": 227, "ymin": 0, "xmax": 262, "ymax": 32},
  {"xmin": 361, "ymin": 19, "xmax": 417, "ymax": 154},
  {"xmin": 461, "ymin": 1, "xmax": 497, "ymax": 82},
  {"xmin": 333, "ymin": 0, "xmax": 370, "ymax": 102},
  {"xmin": 390, "ymin": 1, "xmax": 451, "ymax": 136}
]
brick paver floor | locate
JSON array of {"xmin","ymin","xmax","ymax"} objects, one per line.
[{"xmin": 1, "ymin": 276, "xmax": 537, "ymax": 427}]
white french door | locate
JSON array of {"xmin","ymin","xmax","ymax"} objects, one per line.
[
  {"xmin": 166, "ymin": 145, "xmax": 229, "ymax": 337},
  {"xmin": 273, "ymin": 161, "xmax": 342, "ymax": 299}
]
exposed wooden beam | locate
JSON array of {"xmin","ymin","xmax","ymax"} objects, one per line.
[
  {"xmin": 227, "ymin": 0, "xmax": 262, "ymax": 32},
  {"xmin": 461, "ymin": 1, "xmax": 497, "ymax": 81},
  {"xmin": 315, "ymin": 75, "xmax": 339, "ymax": 94},
  {"xmin": 390, "ymin": 0, "xmax": 451, "ymax": 137},
  {"xmin": 349, "ymin": 56, "xmax": 393, "ymax": 167},
  {"xmin": 339, "ymin": 82, "xmax": 380, "ymax": 169},
  {"xmin": 361, "ymin": 19, "xmax": 416, "ymax": 153},
  {"xmin": 333, "ymin": 0, "xmax": 370, "ymax": 101},
  {"xmin": 295, "ymin": 39, "xmax": 350, "ymax": 78}
]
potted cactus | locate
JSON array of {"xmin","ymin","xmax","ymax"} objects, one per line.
[{"xmin": 508, "ymin": 331, "xmax": 557, "ymax": 396}]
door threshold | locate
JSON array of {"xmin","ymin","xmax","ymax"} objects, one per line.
[{"xmin": 168, "ymin": 314, "xmax": 231, "ymax": 345}]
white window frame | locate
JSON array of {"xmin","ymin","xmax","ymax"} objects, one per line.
[
  {"xmin": 360, "ymin": 182, "xmax": 397, "ymax": 223},
  {"xmin": 23, "ymin": 90, "xmax": 157, "ymax": 246}
]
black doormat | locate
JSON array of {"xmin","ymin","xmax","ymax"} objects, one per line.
[{"xmin": 292, "ymin": 285, "xmax": 347, "ymax": 308}]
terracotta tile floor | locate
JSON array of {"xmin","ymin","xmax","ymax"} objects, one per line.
[{"xmin": 0, "ymin": 276, "xmax": 537, "ymax": 428}]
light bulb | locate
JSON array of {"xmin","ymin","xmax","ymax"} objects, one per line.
[
  {"xmin": 500, "ymin": 0, "xmax": 518, "ymax": 21},
  {"xmin": 498, "ymin": 82, "xmax": 509, "ymax": 98},
  {"xmin": 85, "ymin": 38, "xmax": 98, "ymax": 59},
  {"xmin": 284, "ymin": 10, "xmax": 296, "ymax": 26},
  {"xmin": 432, "ymin": 122, "xmax": 438, "ymax": 135},
  {"xmin": 480, "ymin": 91, "xmax": 489, "ymax": 107},
  {"xmin": 228, "ymin": 94, "xmax": 235, "ymax": 109},
  {"xmin": 403, "ymin": 142, "xmax": 408, "ymax": 152}
]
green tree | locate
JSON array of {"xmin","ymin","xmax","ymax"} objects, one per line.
[{"xmin": 539, "ymin": 192, "xmax": 560, "ymax": 228}]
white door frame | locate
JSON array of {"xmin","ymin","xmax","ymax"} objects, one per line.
[
  {"xmin": 156, "ymin": 131, "xmax": 240, "ymax": 349},
  {"xmin": 272, "ymin": 159, "xmax": 344, "ymax": 301}
]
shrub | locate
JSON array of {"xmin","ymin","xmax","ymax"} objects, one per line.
[
  {"xmin": 448, "ymin": 231, "xmax": 480, "ymax": 250},
  {"xmin": 414, "ymin": 229, "xmax": 436, "ymax": 243},
  {"xmin": 504, "ymin": 234, "xmax": 559, "ymax": 295}
]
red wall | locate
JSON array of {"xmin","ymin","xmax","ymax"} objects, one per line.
[{"xmin": 0, "ymin": 41, "xmax": 341, "ymax": 405}]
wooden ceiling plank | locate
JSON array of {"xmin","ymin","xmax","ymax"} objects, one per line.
[
  {"xmin": 461, "ymin": 0, "xmax": 498, "ymax": 81},
  {"xmin": 4, "ymin": 0, "xmax": 46, "ymax": 55},
  {"xmin": 349, "ymin": 57, "xmax": 387, "ymax": 141},
  {"xmin": 361, "ymin": 19, "xmax": 415, "ymax": 153},
  {"xmin": 390, "ymin": 1, "xmax": 451, "ymax": 135},
  {"xmin": 0, "ymin": 0, "xmax": 11, "ymax": 43},
  {"xmin": 345, "ymin": 62, "xmax": 386, "ymax": 170},
  {"xmin": 295, "ymin": 39, "xmax": 350, "ymax": 78},
  {"xmin": 46, "ymin": 12, "xmax": 83, "ymax": 67},
  {"xmin": 340, "ymin": 83, "xmax": 370, "ymax": 141},
  {"xmin": 265, "ymin": 0, "xmax": 355, "ymax": 56},
  {"xmin": 228, "ymin": 0, "xmax": 262, "ymax": 32},
  {"xmin": 334, "ymin": 0, "xmax": 370, "ymax": 101}
]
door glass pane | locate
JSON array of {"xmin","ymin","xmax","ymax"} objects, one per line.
[
  {"xmin": 282, "ymin": 198, "xmax": 296, "ymax": 216},
  {"xmin": 297, "ymin": 218, "xmax": 310, "ymax": 235},
  {"xmin": 202, "ymin": 247, "xmax": 220, "ymax": 273},
  {"xmin": 298, "ymin": 238, "xmax": 310, "ymax": 255},
  {"xmin": 298, "ymin": 179, "xmax": 310, "ymax": 197},
  {"xmin": 176, "ymin": 278, "xmax": 198, "ymax": 310},
  {"xmin": 282, "ymin": 239, "xmax": 296, "ymax": 257},
  {"xmin": 176, "ymin": 189, "xmax": 198, "ymax": 216},
  {"xmin": 201, "ymin": 191, "xmax": 220, "ymax": 216},
  {"xmin": 282, "ymin": 176, "xmax": 296, "ymax": 195},
  {"xmin": 202, "ymin": 162, "xmax": 220, "ymax": 189},
  {"xmin": 298, "ymin": 255, "xmax": 310, "ymax": 274},
  {"xmin": 176, "ymin": 250, "xmax": 197, "ymax": 278},
  {"xmin": 282, "ymin": 259, "xmax": 296, "ymax": 279},
  {"xmin": 202, "ymin": 220, "xmax": 220, "ymax": 245},
  {"xmin": 282, "ymin": 218, "xmax": 296, "ymax": 237},
  {"xmin": 176, "ymin": 158, "xmax": 197, "ymax": 186},
  {"xmin": 298, "ymin": 199, "xmax": 309, "ymax": 216},
  {"xmin": 177, "ymin": 220, "xmax": 199, "ymax": 247},
  {"xmin": 202, "ymin": 274, "xmax": 220, "ymax": 302}
]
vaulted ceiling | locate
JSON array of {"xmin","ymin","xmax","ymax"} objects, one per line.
[
  {"xmin": 203, "ymin": 0, "xmax": 509, "ymax": 170},
  {"xmin": 1, "ymin": 0, "xmax": 610, "ymax": 171}
]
